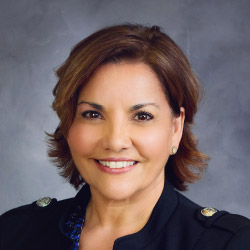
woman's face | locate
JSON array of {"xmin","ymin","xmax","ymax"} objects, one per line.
[{"xmin": 67, "ymin": 62, "xmax": 184, "ymax": 201}]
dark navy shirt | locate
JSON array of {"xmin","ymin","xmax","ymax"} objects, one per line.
[{"xmin": 1, "ymin": 181, "xmax": 250, "ymax": 249}]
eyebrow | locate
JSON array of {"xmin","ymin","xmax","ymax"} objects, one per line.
[
  {"xmin": 129, "ymin": 103, "xmax": 160, "ymax": 112},
  {"xmin": 78, "ymin": 101, "xmax": 104, "ymax": 111},
  {"xmin": 77, "ymin": 100, "xmax": 160, "ymax": 112}
]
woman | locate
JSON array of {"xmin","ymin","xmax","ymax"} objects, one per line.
[{"xmin": 1, "ymin": 24, "xmax": 250, "ymax": 250}]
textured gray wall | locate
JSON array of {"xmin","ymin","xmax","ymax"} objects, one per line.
[{"xmin": 0, "ymin": 0, "xmax": 250, "ymax": 217}]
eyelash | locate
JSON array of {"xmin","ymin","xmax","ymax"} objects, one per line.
[
  {"xmin": 133, "ymin": 111, "xmax": 154, "ymax": 121},
  {"xmin": 80, "ymin": 110, "xmax": 154, "ymax": 121},
  {"xmin": 81, "ymin": 110, "xmax": 103, "ymax": 119}
]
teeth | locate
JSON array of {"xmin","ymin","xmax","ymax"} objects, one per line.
[{"xmin": 98, "ymin": 160, "xmax": 136, "ymax": 168}]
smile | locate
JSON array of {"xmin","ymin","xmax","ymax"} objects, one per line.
[{"xmin": 96, "ymin": 160, "xmax": 137, "ymax": 169}]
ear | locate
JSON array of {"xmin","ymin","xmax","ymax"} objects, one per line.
[{"xmin": 171, "ymin": 107, "xmax": 185, "ymax": 149}]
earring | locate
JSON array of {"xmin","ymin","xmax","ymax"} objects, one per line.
[{"xmin": 171, "ymin": 146, "xmax": 177, "ymax": 155}]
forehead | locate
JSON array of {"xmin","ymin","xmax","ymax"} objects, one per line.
[{"xmin": 78, "ymin": 62, "xmax": 168, "ymax": 107}]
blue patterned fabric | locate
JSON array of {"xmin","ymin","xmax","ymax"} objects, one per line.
[{"xmin": 64, "ymin": 205, "xmax": 85, "ymax": 250}]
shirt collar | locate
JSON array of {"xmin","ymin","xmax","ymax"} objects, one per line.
[
  {"xmin": 59, "ymin": 180, "xmax": 178, "ymax": 250},
  {"xmin": 113, "ymin": 180, "xmax": 178, "ymax": 250},
  {"xmin": 59, "ymin": 184, "xmax": 91, "ymax": 239}
]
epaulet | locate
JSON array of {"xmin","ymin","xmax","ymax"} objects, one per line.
[
  {"xmin": 213, "ymin": 213, "xmax": 250, "ymax": 233},
  {"xmin": 32, "ymin": 197, "xmax": 58, "ymax": 209},
  {"xmin": 0, "ymin": 197, "xmax": 58, "ymax": 220},
  {"xmin": 196, "ymin": 207, "xmax": 250, "ymax": 233}
]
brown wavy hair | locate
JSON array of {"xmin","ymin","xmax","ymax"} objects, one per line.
[{"xmin": 47, "ymin": 23, "xmax": 209, "ymax": 191}]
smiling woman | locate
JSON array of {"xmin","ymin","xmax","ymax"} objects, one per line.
[
  {"xmin": 1, "ymin": 24, "xmax": 250, "ymax": 250},
  {"xmin": 67, "ymin": 62, "xmax": 183, "ymax": 203},
  {"xmin": 48, "ymin": 24, "xmax": 206, "ymax": 192}
]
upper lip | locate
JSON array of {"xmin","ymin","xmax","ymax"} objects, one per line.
[{"xmin": 96, "ymin": 158, "xmax": 137, "ymax": 162}]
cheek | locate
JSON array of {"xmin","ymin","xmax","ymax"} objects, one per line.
[
  {"xmin": 67, "ymin": 123, "xmax": 99, "ymax": 156},
  {"xmin": 135, "ymin": 126, "xmax": 172, "ymax": 161}
]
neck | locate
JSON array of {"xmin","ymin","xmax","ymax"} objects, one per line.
[{"xmin": 84, "ymin": 175, "xmax": 165, "ymax": 235}]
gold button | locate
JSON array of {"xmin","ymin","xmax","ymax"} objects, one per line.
[
  {"xmin": 201, "ymin": 207, "xmax": 218, "ymax": 217},
  {"xmin": 36, "ymin": 197, "xmax": 52, "ymax": 207}
]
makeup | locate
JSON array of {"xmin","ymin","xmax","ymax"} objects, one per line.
[{"xmin": 95, "ymin": 159, "xmax": 138, "ymax": 174}]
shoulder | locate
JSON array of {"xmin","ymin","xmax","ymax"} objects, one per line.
[
  {"xmin": 176, "ymin": 192, "xmax": 250, "ymax": 249},
  {"xmin": 0, "ymin": 185, "xmax": 91, "ymax": 250},
  {"xmin": 196, "ymin": 209, "xmax": 250, "ymax": 249},
  {"xmin": 0, "ymin": 197, "xmax": 75, "ymax": 250},
  {"xmin": 1, "ymin": 196, "xmax": 73, "ymax": 220},
  {"xmin": 0, "ymin": 184, "xmax": 89, "ymax": 235},
  {"xmin": 0, "ymin": 196, "xmax": 73, "ymax": 237}
]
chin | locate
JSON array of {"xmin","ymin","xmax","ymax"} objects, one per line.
[{"xmin": 91, "ymin": 180, "xmax": 143, "ymax": 202}]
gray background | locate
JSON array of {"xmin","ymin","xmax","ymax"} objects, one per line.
[{"xmin": 0, "ymin": 0, "xmax": 250, "ymax": 216}]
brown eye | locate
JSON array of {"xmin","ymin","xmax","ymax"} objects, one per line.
[
  {"xmin": 81, "ymin": 111, "xmax": 102, "ymax": 119},
  {"xmin": 134, "ymin": 111, "xmax": 154, "ymax": 121}
]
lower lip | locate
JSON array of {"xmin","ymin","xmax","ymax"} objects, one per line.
[{"xmin": 95, "ymin": 160, "xmax": 138, "ymax": 174}]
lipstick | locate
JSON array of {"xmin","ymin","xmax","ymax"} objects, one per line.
[{"xmin": 95, "ymin": 159, "xmax": 138, "ymax": 174}]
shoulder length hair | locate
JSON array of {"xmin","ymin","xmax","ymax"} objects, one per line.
[{"xmin": 47, "ymin": 23, "xmax": 209, "ymax": 191}]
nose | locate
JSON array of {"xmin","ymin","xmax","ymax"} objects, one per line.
[{"xmin": 102, "ymin": 119, "xmax": 132, "ymax": 152}]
